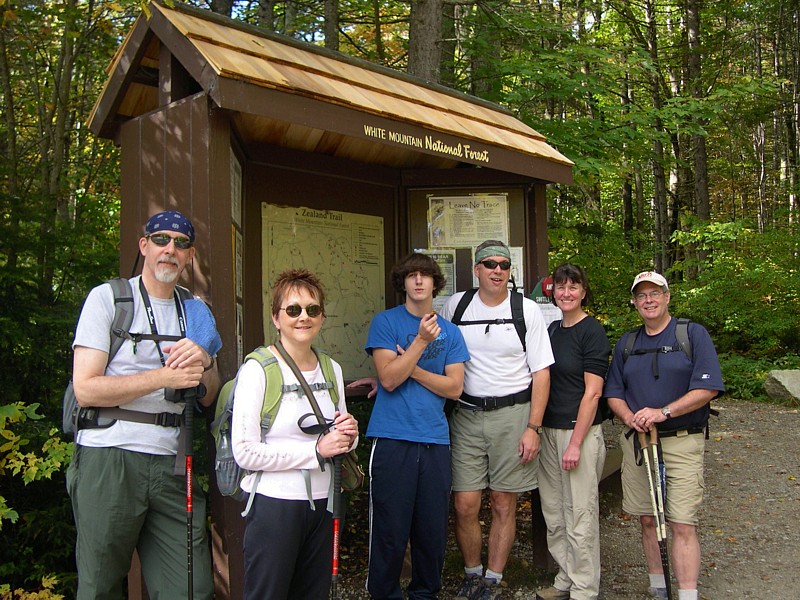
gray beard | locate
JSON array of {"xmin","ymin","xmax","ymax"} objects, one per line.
[{"xmin": 154, "ymin": 265, "xmax": 180, "ymax": 283}]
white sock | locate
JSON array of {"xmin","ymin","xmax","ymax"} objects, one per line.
[
  {"xmin": 678, "ymin": 590, "xmax": 698, "ymax": 600},
  {"xmin": 485, "ymin": 569, "xmax": 503, "ymax": 583},
  {"xmin": 649, "ymin": 574, "xmax": 666, "ymax": 589},
  {"xmin": 465, "ymin": 564, "xmax": 483, "ymax": 577}
]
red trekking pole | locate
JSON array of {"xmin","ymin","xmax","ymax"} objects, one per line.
[
  {"xmin": 185, "ymin": 389, "xmax": 195, "ymax": 599},
  {"xmin": 330, "ymin": 454, "xmax": 344, "ymax": 599}
]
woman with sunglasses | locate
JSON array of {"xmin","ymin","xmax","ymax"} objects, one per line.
[
  {"xmin": 231, "ymin": 268, "xmax": 359, "ymax": 600},
  {"xmin": 535, "ymin": 264, "xmax": 610, "ymax": 600}
]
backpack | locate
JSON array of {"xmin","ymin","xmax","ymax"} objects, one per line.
[
  {"xmin": 62, "ymin": 277, "xmax": 192, "ymax": 435},
  {"xmin": 450, "ymin": 288, "xmax": 527, "ymax": 351},
  {"xmin": 620, "ymin": 318, "xmax": 718, "ymax": 426},
  {"xmin": 212, "ymin": 345, "xmax": 339, "ymax": 503},
  {"xmin": 547, "ymin": 320, "xmax": 612, "ymax": 422},
  {"xmin": 621, "ymin": 318, "xmax": 692, "ymax": 363}
]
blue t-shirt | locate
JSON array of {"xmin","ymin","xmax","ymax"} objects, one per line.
[
  {"xmin": 604, "ymin": 317, "xmax": 725, "ymax": 431},
  {"xmin": 365, "ymin": 305, "xmax": 469, "ymax": 444}
]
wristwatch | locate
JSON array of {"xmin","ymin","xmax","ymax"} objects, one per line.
[
  {"xmin": 660, "ymin": 406, "xmax": 672, "ymax": 419},
  {"xmin": 527, "ymin": 422, "xmax": 543, "ymax": 434}
]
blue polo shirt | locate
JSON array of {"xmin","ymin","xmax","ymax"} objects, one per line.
[{"xmin": 604, "ymin": 317, "xmax": 725, "ymax": 431}]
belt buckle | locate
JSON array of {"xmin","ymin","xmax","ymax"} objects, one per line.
[
  {"xmin": 156, "ymin": 412, "xmax": 178, "ymax": 427},
  {"xmin": 483, "ymin": 397, "xmax": 498, "ymax": 411}
]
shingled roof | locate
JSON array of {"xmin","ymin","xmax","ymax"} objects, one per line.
[{"xmin": 89, "ymin": 1, "xmax": 572, "ymax": 182}]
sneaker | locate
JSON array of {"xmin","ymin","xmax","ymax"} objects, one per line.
[
  {"xmin": 454, "ymin": 574, "xmax": 483, "ymax": 600},
  {"xmin": 648, "ymin": 587, "xmax": 668, "ymax": 599},
  {"xmin": 535, "ymin": 586, "xmax": 571, "ymax": 600},
  {"xmin": 473, "ymin": 577, "xmax": 503, "ymax": 600}
]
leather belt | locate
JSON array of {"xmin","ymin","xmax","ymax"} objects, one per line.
[
  {"xmin": 460, "ymin": 386, "xmax": 531, "ymax": 411},
  {"xmin": 658, "ymin": 427, "xmax": 704, "ymax": 438}
]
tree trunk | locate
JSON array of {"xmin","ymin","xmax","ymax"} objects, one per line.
[
  {"xmin": 325, "ymin": 0, "xmax": 339, "ymax": 51},
  {"xmin": 408, "ymin": 0, "xmax": 443, "ymax": 82}
]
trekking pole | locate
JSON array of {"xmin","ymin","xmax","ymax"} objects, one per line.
[
  {"xmin": 638, "ymin": 429, "xmax": 672, "ymax": 600},
  {"xmin": 330, "ymin": 454, "xmax": 344, "ymax": 600},
  {"xmin": 185, "ymin": 389, "xmax": 195, "ymax": 599}
]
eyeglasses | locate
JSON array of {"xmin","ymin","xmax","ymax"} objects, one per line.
[
  {"xmin": 147, "ymin": 233, "xmax": 193, "ymax": 250},
  {"xmin": 634, "ymin": 290, "xmax": 665, "ymax": 302},
  {"xmin": 479, "ymin": 259, "xmax": 511, "ymax": 271},
  {"xmin": 281, "ymin": 304, "xmax": 323, "ymax": 318}
]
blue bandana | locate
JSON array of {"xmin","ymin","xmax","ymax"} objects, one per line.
[{"xmin": 144, "ymin": 210, "xmax": 195, "ymax": 242}]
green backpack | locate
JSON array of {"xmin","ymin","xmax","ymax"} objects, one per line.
[{"xmin": 212, "ymin": 345, "xmax": 339, "ymax": 506}]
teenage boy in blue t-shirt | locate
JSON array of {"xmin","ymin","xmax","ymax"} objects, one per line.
[{"xmin": 365, "ymin": 253, "xmax": 469, "ymax": 600}]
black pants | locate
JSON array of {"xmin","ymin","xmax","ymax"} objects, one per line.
[
  {"xmin": 367, "ymin": 438, "xmax": 451, "ymax": 600},
  {"xmin": 243, "ymin": 494, "xmax": 333, "ymax": 600}
]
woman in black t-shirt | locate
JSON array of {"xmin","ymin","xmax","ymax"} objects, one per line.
[{"xmin": 535, "ymin": 264, "xmax": 611, "ymax": 600}]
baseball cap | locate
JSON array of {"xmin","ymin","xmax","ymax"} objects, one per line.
[
  {"xmin": 144, "ymin": 210, "xmax": 195, "ymax": 242},
  {"xmin": 631, "ymin": 271, "xmax": 668, "ymax": 293}
]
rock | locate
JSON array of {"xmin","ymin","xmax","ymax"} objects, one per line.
[{"xmin": 763, "ymin": 370, "xmax": 800, "ymax": 404}]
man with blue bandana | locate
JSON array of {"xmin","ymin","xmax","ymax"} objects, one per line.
[
  {"xmin": 441, "ymin": 240, "xmax": 554, "ymax": 600},
  {"xmin": 67, "ymin": 210, "xmax": 220, "ymax": 599}
]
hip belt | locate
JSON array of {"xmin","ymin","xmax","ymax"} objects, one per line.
[
  {"xmin": 77, "ymin": 406, "xmax": 183, "ymax": 429},
  {"xmin": 460, "ymin": 386, "xmax": 532, "ymax": 411},
  {"xmin": 658, "ymin": 427, "xmax": 705, "ymax": 438}
]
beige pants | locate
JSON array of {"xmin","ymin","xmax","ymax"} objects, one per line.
[{"xmin": 538, "ymin": 425, "xmax": 606, "ymax": 600}]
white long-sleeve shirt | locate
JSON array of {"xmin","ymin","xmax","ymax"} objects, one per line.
[{"xmin": 231, "ymin": 353, "xmax": 353, "ymax": 501}]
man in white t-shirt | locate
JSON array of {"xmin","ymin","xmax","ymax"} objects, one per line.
[
  {"xmin": 66, "ymin": 211, "xmax": 220, "ymax": 599},
  {"xmin": 440, "ymin": 240, "xmax": 553, "ymax": 600}
]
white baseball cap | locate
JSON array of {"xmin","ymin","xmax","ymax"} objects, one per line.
[{"xmin": 631, "ymin": 271, "xmax": 669, "ymax": 293}]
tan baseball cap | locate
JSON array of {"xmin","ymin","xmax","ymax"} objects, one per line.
[{"xmin": 631, "ymin": 271, "xmax": 668, "ymax": 293}]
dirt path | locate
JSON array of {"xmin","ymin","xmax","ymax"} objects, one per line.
[
  {"xmin": 600, "ymin": 398, "xmax": 800, "ymax": 599},
  {"xmin": 339, "ymin": 398, "xmax": 800, "ymax": 599}
]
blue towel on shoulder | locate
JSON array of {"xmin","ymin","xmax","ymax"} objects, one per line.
[{"xmin": 184, "ymin": 298, "xmax": 223, "ymax": 356}]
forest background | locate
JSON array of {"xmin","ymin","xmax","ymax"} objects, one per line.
[{"xmin": 1, "ymin": 0, "xmax": 799, "ymax": 596}]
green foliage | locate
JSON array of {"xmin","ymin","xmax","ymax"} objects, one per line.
[
  {"xmin": 0, "ymin": 404, "xmax": 75, "ymax": 596},
  {"xmin": 669, "ymin": 224, "xmax": 800, "ymax": 355},
  {"xmin": 0, "ymin": 574, "xmax": 65, "ymax": 600},
  {"xmin": 546, "ymin": 202, "xmax": 658, "ymax": 343},
  {"xmin": 717, "ymin": 353, "xmax": 800, "ymax": 402}
]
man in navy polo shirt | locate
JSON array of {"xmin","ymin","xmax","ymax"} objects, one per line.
[{"xmin": 605, "ymin": 271, "xmax": 724, "ymax": 600}]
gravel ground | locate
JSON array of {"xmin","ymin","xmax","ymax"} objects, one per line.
[{"xmin": 337, "ymin": 398, "xmax": 800, "ymax": 599}]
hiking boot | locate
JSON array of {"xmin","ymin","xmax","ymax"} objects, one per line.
[
  {"xmin": 454, "ymin": 574, "xmax": 483, "ymax": 600},
  {"xmin": 473, "ymin": 577, "xmax": 503, "ymax": 600},
  {"xmin": 648, "ymin": 587, "xmax": 668, "ymax": 599},
  {"xmin": 535, "ymin": 586, "xmax": 571, "ymax": 600}
]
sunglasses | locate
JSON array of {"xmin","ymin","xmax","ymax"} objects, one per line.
[
  {"xmin": 147, "ymin": 233, "xmax": 193, "ymax": 250},
  {"xmin": 281, "ymin": 303, "xmax": 323, "ymax": 318},
  {"xmin": 479, "ymin": 259, "xmax": 511, "ymax": 271}
]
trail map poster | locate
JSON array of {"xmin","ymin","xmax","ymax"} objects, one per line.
[{"xmin": 262, "ymin": 204, "xmax": 385, "ymax": 377}]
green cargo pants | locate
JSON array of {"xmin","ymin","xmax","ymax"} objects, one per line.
[{"xmin": 67, "ymin": 445, "xmax": 213, "ymax": 600}]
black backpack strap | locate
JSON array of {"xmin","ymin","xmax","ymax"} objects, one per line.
[
  {"xmin": 451, "ymin": 288, "xmax": 527, "ymax": 350},
  {"xmin": 509, "ymin": 291, "xmax": 527, "ymax": 352},
  {"xmin": 674, "ymin": 318, "xmax": 692, "ymax": 360},
  {"xmin": 621, "ymin": 326, "xmax": 641, "ymax": 363},
  {"xmin": 450, "ymin": 288, "xmax": 478, "ymax": 326}
]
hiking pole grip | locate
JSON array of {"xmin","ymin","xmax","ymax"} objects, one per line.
[{"xmin": 331, "ymin": 454, "xmax": 344, "ymax": 600}]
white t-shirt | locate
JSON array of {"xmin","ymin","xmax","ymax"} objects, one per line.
[
  {"xmin": 72, "ymin": 276, "xmax": 185, "ymax": 454},
  {"xmin": 441, "ymin": 291, "xmax": 554, "ymax": 398},
  {"xmin": 231, "ymin": 354, "xmax": 350, "ymax": 501}
]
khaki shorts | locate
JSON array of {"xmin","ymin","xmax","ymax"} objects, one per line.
[
  {"xmin": 620, "ymin": 430, "xmax": 705, "ymax": 525},
  {"xmin": 450, "ymin": 403, "xmax": 537, "ymax": 493}
]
